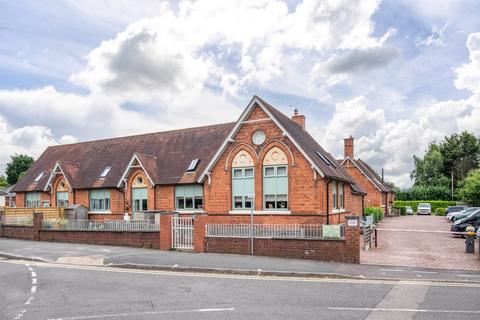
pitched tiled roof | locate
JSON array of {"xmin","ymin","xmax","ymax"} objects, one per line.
[
  {"xmin": 352, "ymin": 158, "xmax": 391, "ymax": 193},
  {"xmin": 13, "ymin": 123, "xmax": 235, "ymax": 192},
  {"xmin": 257, "ymin": 96, "xmax": 354, "ymax": 183}
]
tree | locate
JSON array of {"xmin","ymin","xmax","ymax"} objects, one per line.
[
  {"xmin": 411, "ymin": 144, "xmax": 449, "ymax": 187},
  {"xmin": 457, "ymin": 169, "xmax": 480, "ymax": 206},
  {"xmin": 0, "ymin": 175, "xmax": 8, "ymax": 189},
  {"xmin": 5, "ymin": 154, "xmax": 34, "ymax": 185},
  {"xmin": 439, "ymin": 131, "xmax": 480, "ymax": 183}
]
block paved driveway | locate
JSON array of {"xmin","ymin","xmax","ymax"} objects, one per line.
[{"xmin": 361, "ymin": 215, "xmax": 480, "ymax": 270}]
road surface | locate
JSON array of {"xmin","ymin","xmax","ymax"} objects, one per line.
[{"xmin": 1, "ymin": 258, "xmax": 480, "ymax": 320}]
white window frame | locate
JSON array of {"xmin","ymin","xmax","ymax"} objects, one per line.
[
  {"xmin": 89, "ymin": 189, "xmax": 111, "ymax": 213},
  {"xmin": 263, "ymin": 165, "xmax": 288, "ymax": 211},
  {"xmin": 232, "ymin": 167, "xmax": 254, "ymax": 210}
]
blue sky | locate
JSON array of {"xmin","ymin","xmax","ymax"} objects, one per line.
[{"xmin": 1, "ymin": 0, "xmax": 480, "ymax": 187}]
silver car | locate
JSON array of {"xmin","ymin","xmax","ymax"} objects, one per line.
[{"xmin": 417, "ymin": 203, "xmax": 431, "ymax": 215}]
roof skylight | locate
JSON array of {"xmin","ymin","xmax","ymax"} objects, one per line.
[
  {"xmin": 34, "ymin": 172, "xmax": 44, "ymax": 182},
  {"xmin": 100, "ymin": 166, "xmax": 112, "ymax": 178},
  {"xmin": 186, "ymin": 159, "xmax": 200, "ymax": 172},
  {"xmin": 316, "ymin": 151, "xmax": 336, "ymax": 167}
]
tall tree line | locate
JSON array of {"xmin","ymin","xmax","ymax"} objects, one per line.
[{"xmin": 398, "ymin": 131, "xmax": 480, "ymax": 202}]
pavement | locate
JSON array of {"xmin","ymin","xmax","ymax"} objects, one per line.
[
  {"xmin": 1, "ymin": 238, "xmax": 480, "ymax": 284},
  {"xmin": 361, "ymin": 215, "xmax": 480, "ymax": 270},
  {"xmin": 2, "ymin": 258, "xmax": 480, "ymax": 320}
]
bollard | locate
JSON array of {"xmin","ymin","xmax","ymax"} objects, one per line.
[{"xmin": 465, "ymin": 226, "xmax": 475, "ymax": 254}]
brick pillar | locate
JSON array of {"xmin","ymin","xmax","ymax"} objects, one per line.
[
  {"xmin": 0, "ymin": 212, "xmax": 5, "ymax": 237},
  {"xmin": 193, "ymin": 214, "xmax": 208, "ymax": 253},
  {"xmin": 344, "ymin": 215, "xmax": 360, "ymax": 264},
  {"xmin": 33, "ymin": 212, "xmax": 44, "ymax": 241},
  {"xmin": 159, "ymin": 213, "xmax": 173, "ymax": 250}
]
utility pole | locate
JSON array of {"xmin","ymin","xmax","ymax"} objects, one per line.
[
  {"xmin": 451, "ymin": 171, "xmax": 454, "ymax": 201},
  {"xmin": 250, "ymin": 194, "xmax": 254, "ymax": 256}
]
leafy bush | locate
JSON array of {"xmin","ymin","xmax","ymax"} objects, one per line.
[
  {"xmin": 435, "ymin": 208, "xmax": 446, "ymax": 216},
  {"xmin": 394, "ymin": 200, "xmax": 456, "ymax": 213},
  {"xmin": 364, "ymin": 207, "xmax": 384, "ymax": 223},
  {"xmin": 457, "ymin": 169, "xmax": 480, "ymax": 206},
  {"xmin": 394, "ymin": 185, "xmax": 452, "ymax": 201},
  {"xmin": 393, "ymin": 206, "xmax": 407, "ymax": 215}
]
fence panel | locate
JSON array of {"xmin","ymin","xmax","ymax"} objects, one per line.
[
  {"xmin": 205, "ymin": 224, "xmax": 345, "ymax": 240},
  {"xmin": 42, "ymin": 219, "xmax": 160, "ymax": 232},
  {"xmin": 3, "ymin": 215, "xmax": 34, "ymax": 226}
]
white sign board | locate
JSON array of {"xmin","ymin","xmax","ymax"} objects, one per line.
[{"xmin": 347, "ymin": 219, "xmax": 358, "ymax": 227}]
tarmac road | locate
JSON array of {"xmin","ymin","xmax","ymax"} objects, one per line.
[{"xmin": 1, "ymin": 258, "xmax": 480, "ymax": 320}]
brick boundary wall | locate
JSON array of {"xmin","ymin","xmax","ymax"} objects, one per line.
[
  {"xmin": 0, "ymin": 226, "xmax": 35, "ymax": 241},
  {"xmin": 39, "ymin": 230, "xmax": 160, "ymax": 249},
  {"xmin": 205, "ymin": 237, "xmax": 359, "ymax": 263},
  {"xmin": 0, "ymin": 212, "xmax": 160, "ymax": 249}
]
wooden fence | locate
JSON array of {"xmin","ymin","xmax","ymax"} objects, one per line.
[{"xmin": 5, "ymin": 207, "xmax": 65, "ymax": 219}]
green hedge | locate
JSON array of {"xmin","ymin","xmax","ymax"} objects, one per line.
[
  {"xmin": 394, "ymin": 200, "xmax": 456, "ymax": 213},
  {"xmin": 364, "ymin": 207, "xmax": 384, "ymax": 223},
  {"xmin": 435, "ymin": 208, "xmax": 446, "ymax": 216}
]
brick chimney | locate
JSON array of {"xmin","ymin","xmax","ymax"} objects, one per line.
[
  {"xmin": 292, "ymin": 108, "xmax": 306, "ymax": 129},
  {"xmin": 344, "ymin": 136, "xmax": 354, "ymax": 159}
]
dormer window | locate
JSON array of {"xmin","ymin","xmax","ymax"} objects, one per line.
[
  {"xmin": 100, "ymin": 166, "xmax": 112, "ymax": 178},
  {"xmin": 34, "ymin": 172, "xmax": 44, "ymax": 182},
  {"xmin": 186, "ymin": 159, "xmax": 200, "ymax": 172}
]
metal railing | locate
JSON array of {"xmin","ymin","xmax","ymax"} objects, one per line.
[
  {"xmin": 3, "ymin": 216, "xmax": 34, "ymax": 226},
  {"xmin": 206, "ymin": 224, "xmax": 345, "ymax": 240},
  {"xmin": 42, "ymin": 219, "xmax": 160, "ymax": 232}
]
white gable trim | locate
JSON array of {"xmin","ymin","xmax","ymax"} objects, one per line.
[
  {"xmin": 43, "ymin": 162, "xmax": 72, "ymax": 192},
  {"xmin": 116, "ymin": 153, "xmax": 155, "ymax": 188},
  {"xmin": 198, "ymin": 96, "xmax": 325, "ymax": 183},
  {"xmin": 341, "ymin": 156, "xmax": 383, "ymax": 192}
]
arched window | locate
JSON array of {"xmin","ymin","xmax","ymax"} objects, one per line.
[
  {"xmin": 231, "ymin": 150, "xmax": 254, "ymax": 210},
  {"xmin": 56, "ymin": 178, "xmax": 69, "ymax": 208},
  {"xmin": 132, "ymin": 173, "xmax": 148, "ymax": 216},
  {"xmin": 263, "ymin": 147, "xmax": 288, "ymax": 210}
]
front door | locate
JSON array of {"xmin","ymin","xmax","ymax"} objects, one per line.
[{"xmin": 132, "ymin": 188, "xmax": 148, "ymax": 219}]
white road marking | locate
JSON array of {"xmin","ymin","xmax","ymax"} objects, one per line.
[
  {"xmin": 329, "ymin": 307, "xmax": 480, "ymax": 314},
  {"xmin": 364, "ymin": 283, "xmax": 429, "ymax": 320},
  {"xmin": 46, "ymin": 307, "xmax": 235, "ymax": 320},
  {"xmin": 457, "ymin": 274, "xmax": 480, "ymax": 278},
  {"xmin": 13, "ymin": 263, "xmax": 38, "ymax": 320},
  {"xmin": 380, "ymin": 268, "xmax": 404, "ymax": 272},
  {"xmin": 414, "ymin": 270, "xmax": 437, "ymax": 274},
  {"xmin": 2, "ymin": 259, "xmax": 480, "ymax": 288}
]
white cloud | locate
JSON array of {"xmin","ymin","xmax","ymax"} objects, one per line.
[
  {"xmin": 321, "ymin": 31, "xmax": 480, "ymax": 187},
  {"xmin": 0, "ymin": 115, "xmax": 78, "ymax": 174},
  {"xmin": 416, "ymin": 23, "xmax": 449, "ymax": 47},
  {"xmin": 1, "ymin": 0, "xmax": 394, "ymax": 176}
]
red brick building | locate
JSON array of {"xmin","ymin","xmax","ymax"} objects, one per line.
[
  {"xmin": 340, "ymin": 136, "xmax": 394, "ymax": 214},
  {"xmin": 13, "ymin": 96, "xmax": 366, "ymax": 224}
]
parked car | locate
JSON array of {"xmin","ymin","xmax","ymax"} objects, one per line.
[
  {"xmin": 417, "ymin": 203, "xmax": 431, "ymax": 215},
  {"xmin": 445, "ymin": 205, "xmax": 467, "ymax": 217},
  {"xmin": 406, "ymin": 206, "xmax": 414, "ymax": 215},
  {"xmin": 453, "ymin": 207, "xmax": 480, "ymax": 222},
  {"xmin": 447, "ymin": 207, "xmax": 478, "ymax": 221},
  {"xmin": 451, "ymin": 209, "xmax": 480, "ymax": 234}
]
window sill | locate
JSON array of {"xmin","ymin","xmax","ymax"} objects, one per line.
[
  {"xmin": 229, "ymin": 210, "xmax": 291, "ymax": 215},
  {"xmin": 332, "ymin": 209, "xmax": 347, "ymax": 214},
  {"xmin": 88, "ymin": 211, "xmax": 112, "ymax": 215},
  {"xmin": 174, "ymin": 210, "xmax": 205, "ymax": 214}
]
